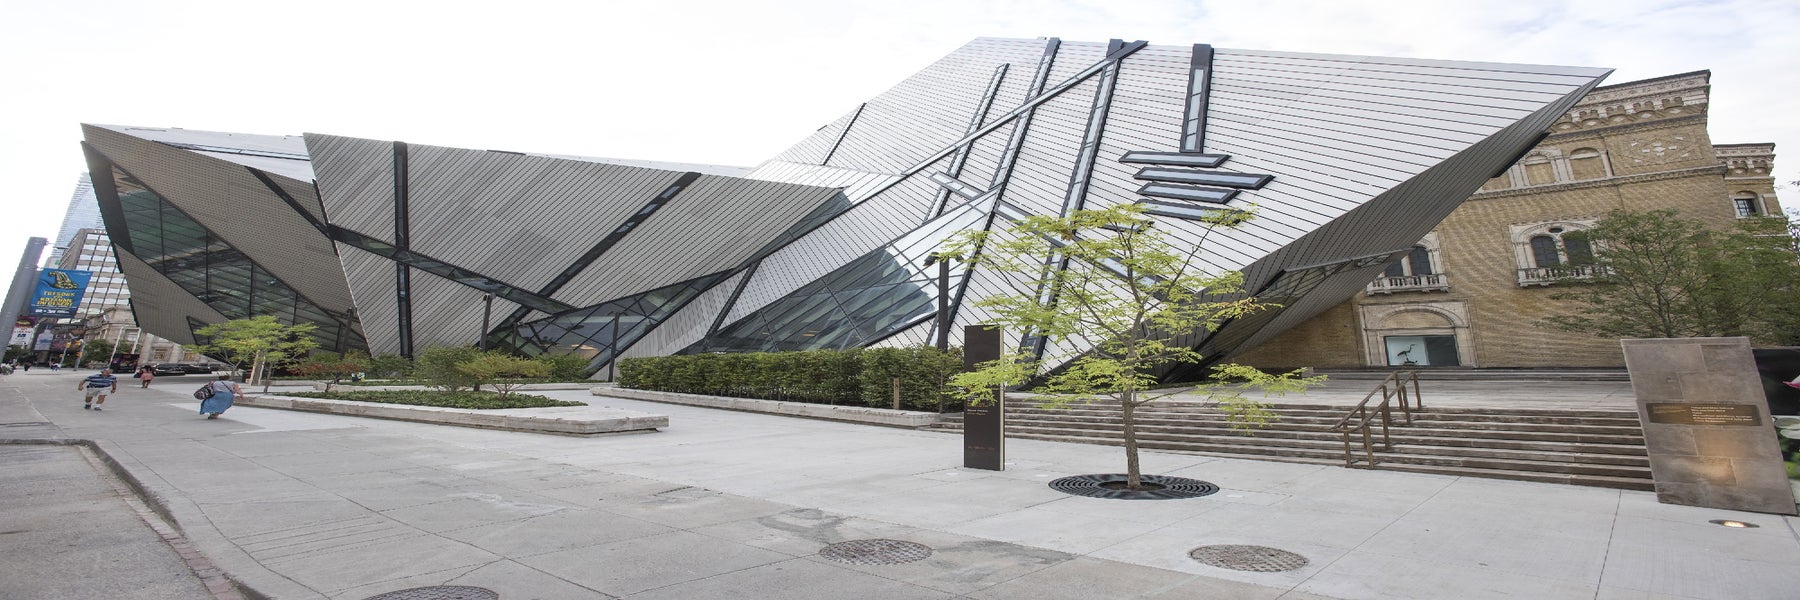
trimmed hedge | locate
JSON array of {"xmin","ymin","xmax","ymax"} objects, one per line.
[{"xmin": 619, "ymin": 346, "xmax": 962, "ymax": 411}]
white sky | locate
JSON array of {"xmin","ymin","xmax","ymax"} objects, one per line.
[{"xmin": 3, "ymin": 0, "xmax": 1797, "ymax": 274}]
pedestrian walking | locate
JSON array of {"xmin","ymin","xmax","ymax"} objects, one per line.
[
  {"xmin": 137, "ymin": 365, "xmax": 155, "ymax": 389},
  {"xmin": 198, "ymin": 374, "xmax": 241, "ymax": 419},
  {"xmin": 80, "ymin": 369, "xmax": 119, "ymax": 411}
]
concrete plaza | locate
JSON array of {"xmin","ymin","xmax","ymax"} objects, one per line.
[{"xmin": 3, "ymin": 369, "xmax": 1798, "ymax": 599}]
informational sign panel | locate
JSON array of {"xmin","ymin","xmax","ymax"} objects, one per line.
[
  {"xmin": 963, "ymin": 325, "xmax": 1005, "ymax": 471},
  {"xmin": 26, "ymin": 269, "xmax": 93, "ymax": 318},
  {"xmin": 1622, "ymin": 337, "xmax": 1796, "ymax": 515}
]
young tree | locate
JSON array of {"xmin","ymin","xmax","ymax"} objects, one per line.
[
  {"xmin": 456, "ymin": 352, "xmax": 552, "ymax": 398},
  {"xmin": 1546, "ymin": 209, "xmax": 1800, "ymax": 343},
  {"xmin": 941, "ymin": 203, "xmax": 1320, "ymax": 490},
  {"xmin": 293, "ymin": 351, "xmax": 373, "ymax": 392},
  {"xmin": 192, "ymin": 316, "xmax": 319, "ymax": 392}
]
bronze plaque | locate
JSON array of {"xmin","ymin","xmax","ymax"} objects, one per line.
[
  {"xmin": 963, "ymin": 325, "xmax": 1004, "ymax": 471},
  {"xmin": 1646, "ymin": 403, "xmax": 1764, "ymax": 426}
]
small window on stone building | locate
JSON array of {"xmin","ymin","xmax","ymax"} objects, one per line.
[
  {"xmin": 1563, "ymin": 233, "xmax": 1594, "ymax": 265},
  {"xmin": 1523, "ymin": 153, "xmax": 1556, "ymax": 186},
  {"xmin": 1733, "ymin": 192, "xmax": 1762, "ymax": 218},
  {"xmin": 1529, "ymin": 235, "xmax": 1560, "ymax": 267},
  {"xmin": 1569, "ymin": 148, "xmax": 1607, "ymax": 180}
]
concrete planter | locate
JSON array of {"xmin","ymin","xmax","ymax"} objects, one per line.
[
  {"xmin": 239, "ymin": 394, "xmax": 666, "ymax": 435},
  {"xmin": 593, "ymin": 387, "xmax": 943, "ymax": 428}
]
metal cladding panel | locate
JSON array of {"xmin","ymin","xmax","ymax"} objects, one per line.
[
  {"xmin": 336, "ymin": 244, "xmax": 401, "ymax": 356},
  {"xmin": 82, "ymin": 126, "xmax": 357, "ymax": 316},
  {"xmin": 723, "ymin": 166, "xmax": 945, "ymax": 324},
  {"xmin": 402, "ymin": 143, "xmax": 684, "ymax": 292},
  {"xmin": 870, "ymin": 319, "xmax": 932, "ymax": 349},
  {"xmin": 617, "ymin": 270, "xmax": 746, "ymax": 361},
  {"xmin": 996, "ymin": 78, "xmax": 1096, "ymax": 216},
  {"xmin": 553, "ymin": 177, "xmax": 843, "ymax": 307},
  {"xmin": 406, "ymin": 267, "xmax": 523, "ymax": 351},
  {"xmin": 1045, "ymin": 40, "xmax": 1108, "ymax": 84},
  {"xmin": 110, "ymin": 249, "xmax": 228, "ymax": 346},
  {"xmin": 87, "ymin": 124, "xmax": 313, "ymax": 180},
  {"xmin": 771, "ymin": 108, "xmax": 856, "ymax": 165},
  {"xmin": 307, "ymin": 134, "xmax": 396, "ymax": 242},
  {"xmin": 815, "ymin": 38, "xmax": 1052, "ymax": 175},
  {"xmin": 745, "ymin": 161, "xmax": 900, "ymax": 204}
]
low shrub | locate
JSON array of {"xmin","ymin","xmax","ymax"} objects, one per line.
[
  {"xmin": 416, "ymin": 346, "xmax": 482, "ymax": 391},
  {"xmin": 619, "ymin": 345, "xmax": 962, "ymax": 410},
  {"xmin": 286, "ymin": 390, "xmax": 583, "ymax": 409}
]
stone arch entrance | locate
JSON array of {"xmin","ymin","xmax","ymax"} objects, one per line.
[{"xmin": 1358, "ymin": 302, "xmax": 1474, "ymax": 367}]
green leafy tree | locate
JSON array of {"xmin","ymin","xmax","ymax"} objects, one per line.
[
  {"xmin": 192, "ymin": 316, "xmax": 318, "ymax": 392},
  {"xmin": 456, "ymin": 352, "xmax": 552, "ymax": 398},
  {"xmin": 416, "ymin": 346, "xmax": 483, "ymax": 392},
  {"xmin": 77, "ymin": 338, "xmax": 116, "ymax": 369},
  {"xmin": 294, "ymin": 351, "xmax": 373, "ymax": 392},
  {"xmin": 1546, "ymin": 210, "xmax": 1800, "ymax": 344},
  {"xmin": 366, "ymin": 354, "xmax": 416, "ymax": 380},
  {"xmin": 940, "ymin": 203, "xmax": 1322, "ymax": 490}
]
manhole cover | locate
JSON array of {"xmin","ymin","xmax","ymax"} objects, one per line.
[
  {"xmin": 362, "ymin": 585, "xmax": 499, "ymax": 600},
  {"xmin": 818, "ymin": 538, "xmax": 933, "ymax": 565},
  {"xmin": 1048, "ymin": 474, "xmax": 1220, "ymax": 500},
  {"xmin": 1188, "ymin": 545, "xmax": 1309, "ymax": 572}
]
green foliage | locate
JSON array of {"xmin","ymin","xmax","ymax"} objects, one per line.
[
  {"xmin": 938, "ymin": 203, "xmax": 1322, "ymax": 488},
  {"xmin": 192, "ymin": 316, "xmax": 319, "ymax": 385},
  {"xmin": 415, "ymin": 345, "xmax": 482, "ymax": 392},
  {"xmin": 293, "ymin": 350, "xmax": 372, "ymax": 392},
  {"xmin": 857, "ymin": 346, "xmax": 965, "ymax": 411},
  {"xmin": 366, "ymin": 354, "xmax": 416, "ymax": 379},
  {"xmin": 78, "ymin": 339, "xmax": 116, "ymax": 368},
  {"xmin": 287, "ymin": 390, "xmax": 583, "ymax": 409},
  {"xmin": 619, "ymin": 346, "xmax": 962, "ymax": 408},
  {"xmin": 1545, "ymin": 210, "xmax": 1800, "ymax": 344},
  {"xmin": 535, "ymin": 354, "xmax": 590, "ymax": 381},
  {"xmin": 456, "ymin": 352, "xmax": 553, "ymax": 397}
]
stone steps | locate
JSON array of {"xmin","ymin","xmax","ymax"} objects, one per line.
[{"xmin": 927, "ymin": 399, "xmax": 1652, "ymax": 491}]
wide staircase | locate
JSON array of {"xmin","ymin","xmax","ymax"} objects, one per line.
[{"xmin": 924, "ymin": 373, "xmax": 1652, "ymax": 491}]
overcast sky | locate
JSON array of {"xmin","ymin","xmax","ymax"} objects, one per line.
[{"xmin": 3, "ymin": 0, "xmax": 1796, "ymax": 274}]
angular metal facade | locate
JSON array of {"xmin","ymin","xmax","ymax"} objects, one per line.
[{"xmin": 81, "ymin": 37, "xmax": 1609, "ymax": 378}]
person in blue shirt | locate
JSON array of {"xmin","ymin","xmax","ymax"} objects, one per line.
[{"xmin": 80, "ymin": 369, "xmax": 119, "ymax": 411}]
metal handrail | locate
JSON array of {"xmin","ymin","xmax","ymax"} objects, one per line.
[{"xmin": 1328, "ymin": 371, "xmax": 1423, "ymax": 468}]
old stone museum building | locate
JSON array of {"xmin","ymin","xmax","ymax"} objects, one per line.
[{"xmin": 1234, "ymin": 70, "xmax": 1783, "ymax": 370}]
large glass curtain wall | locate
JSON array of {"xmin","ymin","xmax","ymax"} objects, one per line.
[
  {"xmin": 489, "ymin": 272, "xmax": 730, "ymax": 374},
  {"xmin": 688, "ymin": 201, "xmax": 990, "ymax": 353},
  {"xmin": 110, "ymin": 168, "xmax": 363, "ymax": 352}
]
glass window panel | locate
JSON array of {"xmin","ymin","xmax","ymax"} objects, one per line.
[
  {"xmin": 1408, "ymin": 246, "xmax": 1433, "ymax": 275},
  {"xmin": 1530, "ymin": 236, "xmax": 1560, "ymax": 267}
]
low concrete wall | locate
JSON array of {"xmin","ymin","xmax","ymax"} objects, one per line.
[
  {"xmin": 309, "ymin": 382, "xmax": 598, "ymax": 392},
  {"xmin": 592, "ymin": 388, "xmax": 943, "ymax": 428},
  {"xmin": 240, "ymin": 394, "xmax": 666, "ymax": 435}
]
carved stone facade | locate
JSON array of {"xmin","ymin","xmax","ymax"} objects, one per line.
[{"xmin": 1234, "ymin": 71, "xmax": 1786, "ymax": 370}]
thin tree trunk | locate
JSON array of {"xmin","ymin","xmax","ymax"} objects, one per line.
[{"xmin": 1122, "ymin": 390, "xmax": 1142, "ymax": 489}]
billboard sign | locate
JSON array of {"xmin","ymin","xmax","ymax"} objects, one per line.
[{"xmin": 27, "ymin": 269, "xmax": 93, "ymax": 318}]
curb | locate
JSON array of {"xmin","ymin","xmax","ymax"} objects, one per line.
[
  {"xmin": 592, "ymin": 388, "xmax": 944, "ymax": 428},
  {"xmin": 0, "ymin": 438, "xmax": 264, "ymax": 600},
  {"xmin": 238, "ymin": 394, "xmax": 667, "ymax": 435}
]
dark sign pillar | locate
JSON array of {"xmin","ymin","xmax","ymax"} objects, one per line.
[{"xmin": 963, "ymin": 325, "xmax": 1005, "ymax": 471}]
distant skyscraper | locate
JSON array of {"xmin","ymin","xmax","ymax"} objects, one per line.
[
  {"xmin": 55, "ymin": 228, "xmax": 129, "ymax": 319},
  {"xmin": 46, "ymin": 173, "xmax": 103, "ymax": 268}
]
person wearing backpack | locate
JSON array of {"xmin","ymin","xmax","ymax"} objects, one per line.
[{"xmin": 198, "ymin": 374, "xmax": 242, "ymax": 419}]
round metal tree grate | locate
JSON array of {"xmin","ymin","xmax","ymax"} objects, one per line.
[
  {"xmin": 817, "ymin": 538, "xmax": 934, "ymax": 565},
  {"xmin": 1047, "ymin": 474, "xmax": 1220, "ymax": 500},
  {"xmin": 1188, "ymin": 545, "xmax": 1309, "ymax": 572},
  {"xmin": 362, "ymin": 585, "xmax": 499, "ymax": 600}
]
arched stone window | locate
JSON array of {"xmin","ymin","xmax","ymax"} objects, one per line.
[
  {"xmin": 1510, "ymin": 220, "xmax": 1600, "ymax": 286},
  {"xmin": 1732, "ymin": 191, "xmax": 1764, "ymax": 218},
  {"xmin": 1568, "ymin": 147, "xmax": 1609, "ymax": 180},
  {"xmin": 1368, "ymin": 233, "xmax": 1447, "ymax": 294}
]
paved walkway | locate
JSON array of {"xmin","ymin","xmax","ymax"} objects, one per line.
[{"xmin": 3, "ymin": 370, "xmax": 1797, "ymax": 599}]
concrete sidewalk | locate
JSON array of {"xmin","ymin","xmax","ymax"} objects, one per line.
[{"xmin": 3, "ymin": 369, "xmax": 1798, "ymax": 599}]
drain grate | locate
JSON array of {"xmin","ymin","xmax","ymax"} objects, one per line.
[
  {"xmin": 362, "ymin": 585, "xmax": 499, "ymax": 600},
  {"xmin": 1188, "ymin": 545, "xmax": 1309, "ymax": 572},
  {"xmin": 818, "ymin": 539, "xmax": 933, "ymax": 565},
  {"xmin": 1048, "ymin": 474, "xmax": 1220, "ymax": 500}
]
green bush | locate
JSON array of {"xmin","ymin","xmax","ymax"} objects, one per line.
[
  {"xmin": 457, "ymin": 353, "xmax": 552, "ymax": 397},
  {"xmin": 367, "ymin": 354, "xmax": 415, "ymax": 379},
  {"xmin": 536, "ymin": 354, "xmax": 590, "ymax": 381},
  {"xmin": 619, "ymin": 346, "xmax": 961, "ymax": 409},
  {"xmin": 416, "ymin": 346, "xmax": 482, "ymax": 391}
]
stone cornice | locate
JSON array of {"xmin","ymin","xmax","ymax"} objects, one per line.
[
  {"xmin": 1471, "ymin": 165, "xmax": 1727, "ymax": 200},
  {"xmin": 1576, "ymin": 71, "xmax": 1710, "ymax": 108},
  {"xmin": 1548, "ymin": 109, "xmax": 1707, "ymax": 138}
]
